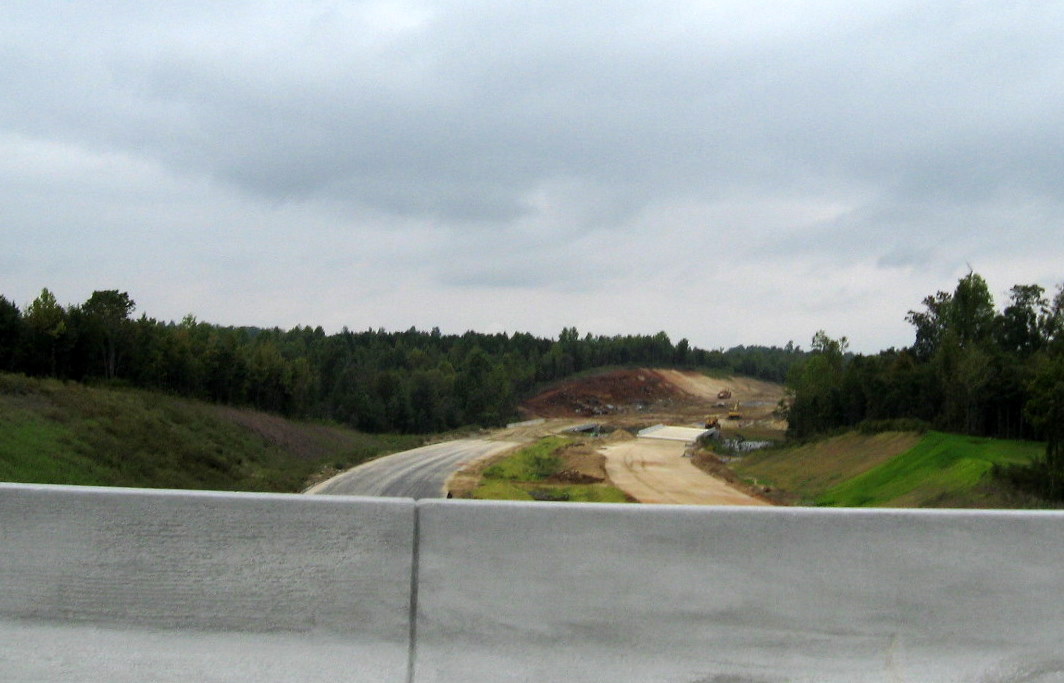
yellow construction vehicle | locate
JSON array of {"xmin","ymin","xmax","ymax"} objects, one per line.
[{"xmin": 727, "ymin": 402, "xmax": 743, "ymax": 420}]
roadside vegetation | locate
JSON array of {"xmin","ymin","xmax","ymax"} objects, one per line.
[
  {"xmin": 783, "ymin": 272, "xmax": 1063, "ymax": 501},
  {"xmin": 0, "ymin": 372, "xmax": 421, "ymax": 492},
  {"xmin": 471, "ymin": 436, "xmax": 631, "ymax": 503},
  {"xmin": 731, "ymin": 430, "xmax": 1045, "ymax": 508}
]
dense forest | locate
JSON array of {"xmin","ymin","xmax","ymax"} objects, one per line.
[
  {"xmin": 0, "ymin": 288, "xmax": 802, "ymax": 434},
  {"xmin": 785, "ymin": 273, "xmax": 1064, "ymax": 498}
]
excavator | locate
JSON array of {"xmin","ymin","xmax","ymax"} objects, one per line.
[{"xmin": 727, "ymin": 401, "xmax": 743, "ymax": 420}]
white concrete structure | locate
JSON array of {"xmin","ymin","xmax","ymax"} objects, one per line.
[
  {"xmin": 0, "ymin": 484, "xmax": 415, "ymax": 681},
  {"xmin": 637, "ymin": 423, "xmax": 710, "ymax": 442},
  {"xmin": 416, "ymin": 500, "xmax": 1064, "ymax": 681},
  {"xmin": 4, "ymin": 482, "xmax": 1064, "ymax": 681}
]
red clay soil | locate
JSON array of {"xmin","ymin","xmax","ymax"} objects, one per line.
[{"xmin": 522, "ymin": 369, "xmax": 696, "ymax": 418}]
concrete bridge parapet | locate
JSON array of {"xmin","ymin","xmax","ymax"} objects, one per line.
[{"xmin": 3, "ymin": 483, "xmax": 1064, "ymax": 681}]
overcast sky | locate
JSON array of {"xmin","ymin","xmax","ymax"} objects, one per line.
[{"xmin": 2, "ymin": 1, "xmax": 1062, "ymax": 353}]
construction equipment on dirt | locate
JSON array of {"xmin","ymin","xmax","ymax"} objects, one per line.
[
  {"xmin": 704, "ymin": 417, "xmax": 721, "ymax": 430},
  {"xmin": 717, "ymin": 389, "xmax": 732, "ymax": 400},
  {"xmin": 727, "ymin": 402, "xmax": 743, "ymax": 420}
]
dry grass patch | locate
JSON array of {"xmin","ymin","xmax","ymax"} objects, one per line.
[{"xmin": 730, "ymin": 431, "xmax": 922, "ymax": 503}]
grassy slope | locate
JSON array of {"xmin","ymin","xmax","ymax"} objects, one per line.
[
  {"xmin": 732, "ymin": 431, "xmax": 922, "ymax": 501},
  {"xmin": 0, "ymin": 373, "xmax": 422, "ymax": 492},
  {"xmin": 817, "ymin": 431, "xmax": 1043, "ymax": 507},
  {"xmin": 732, "ymin": 430, "xmax": 1045, "ymax": 508}
]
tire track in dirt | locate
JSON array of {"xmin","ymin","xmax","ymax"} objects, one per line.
[{"xmin": 601, "ymin": 438, "xmax": 769, "ymax": 506}]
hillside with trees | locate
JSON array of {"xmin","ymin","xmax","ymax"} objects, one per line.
[
  {"xmin": 0, "ymin": 289, "xmax": 804, "ymax": 435},
  {"xmin": 784, "ymin": 273, "xmax": 1064, "ymax": 499}
]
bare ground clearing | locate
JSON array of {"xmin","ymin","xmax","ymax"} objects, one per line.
[
  {"xmin": 450, "ymin": 369, "xmax": 787, "ymax": 504},
  {"xmin": 601, "ymin": 439, "xmax": 770, "ymax": 506}
]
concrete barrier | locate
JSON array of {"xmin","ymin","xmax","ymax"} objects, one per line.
[
  {"xmin": 415, "ymin": 500, "xmax": 1064, "ymax": 682},
  {"xmin": 4, "ymin": 483, "xmax": 1064, "ymax": 681},
  {"xmin": 0, "ymin": 484, "xmax": 415, "ymax": 682}
]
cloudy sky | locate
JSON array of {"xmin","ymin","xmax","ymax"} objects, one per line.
[{"xmin": 2, "ymin": 1, "xmax": 1062, "ymax": 353}]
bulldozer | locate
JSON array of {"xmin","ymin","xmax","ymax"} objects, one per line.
[
  {"xmin": 727, "ymin": 401, "xmax": 743, "ymax": 420},
  {"xmin": 717, "ymin": 389, "xmax": 732, "ymax": 400}
]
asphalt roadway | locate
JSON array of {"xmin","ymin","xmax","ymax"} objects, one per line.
[{"xmin": 306, "ymin": 439, "xmax": 518, "ymax": 499}]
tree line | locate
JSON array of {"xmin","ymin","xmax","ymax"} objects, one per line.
[
  {"xmin": 0, "ymin": 288, "xmax": 804, "ymax": 434},
  {"xmin": 785, "ymin": 273, "xmax": 1064, "ymax": 498}
]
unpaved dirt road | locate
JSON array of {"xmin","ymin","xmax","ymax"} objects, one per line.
[
  {"xmin": 655, "ymin": 369, "xmax": 782, "ymax": 404},
  {"xmin": 306, "ymin": 439, "xmax": 518, "ymax": 499},
  {"xmin": 601, "ymin": 438, "xmax": 769, "ymax": 506}
]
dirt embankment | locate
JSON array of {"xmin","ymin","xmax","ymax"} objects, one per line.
[
  {"xmin": 520, "ymin": 368, "xmax": 786, "ymax": 432},
  {"xmin": 690, "ymin": 451, "xmax": 791, "ymax": 505},
  {"xmin": 521, "ymin": 369, "xmax": 689, "ymax": 418}
]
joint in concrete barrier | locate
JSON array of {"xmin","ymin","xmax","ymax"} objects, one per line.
[{"xmin": 406, "ymin": 502, "xmax": 420, "ymax": 683}]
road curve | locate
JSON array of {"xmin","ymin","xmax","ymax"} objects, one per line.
[{"xmin": 306, "ymin": 439, "xmax": 518, "ymax": 499}]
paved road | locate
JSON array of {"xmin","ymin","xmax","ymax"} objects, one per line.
[{"xmin": 306, "ymin": 439, "xmax": 518, "ymax": 499}]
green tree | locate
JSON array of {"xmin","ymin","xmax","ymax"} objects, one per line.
[
  {"xmin": 995, "ymin": 284, "xmax": 1048, "ymax": 358},
  {"xmin": 23, "ymin": 288, "xmax": 68, "ymax": 375},
  {"xmin": 1025, "ymin": 354, "xmax": 1064, "ymax": 493},
  {"xmin": 786, "ymin": 331, "xmax": 849, "ymax": 438},
  {"xmin": 1045, "ymin": 284, "xmax": 1064, "ymax": 350},
  {"xmin": 999, "ymin": 353, "xmax": 1064, "ymax": 499},
  {"xmin": 0, "ymin": 296, "xmax": 21, "ymax": 371},
  {"xmin": 906, "ymin": 290, "xmax": 952, "ymax": 361},
  {"xmin": 949, "ymin": 271, "xmax": 995, "ymax": 348},
  {"xmin": 81, "ymin": 290, "xmax": 135, "ymax": 380}
]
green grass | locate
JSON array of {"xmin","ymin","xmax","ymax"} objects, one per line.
[
  {"xmin": 481, "ymin": 436, "xmax": 567, "ymax": 480},
  {"xmin": 0, "ymin": 372, "xmax": 422, "ymax": 492},
  {"xmin": 816, "ymin": 431, "xmax": 1043, "ymax": 507},
  {"xmin": 473, "ymin": 436, "xmax": 631, "ymax": 503},
  {"xmin": 732, "ymin": 431, "xmax": 922, "ymax": 501},
  {"xmin": 731, "ymin": 429, "xmax": 1046, "ymax": 508}
]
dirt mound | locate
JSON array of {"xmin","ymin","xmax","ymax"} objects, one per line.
[
  {"xmin": 548, "ymin": 441, "xmax": 610, "ymax": 483},
  {"xmin": 522, "ymin": 369, "xmax": 691, "ymax": 417}
]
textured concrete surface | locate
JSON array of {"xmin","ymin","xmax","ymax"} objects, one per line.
[
  {"xmin": 415, "ymin": 500, "xmax": 1064, "ymax": 682},
  {"xmin": 6, "ymin": 483, "xmax": 1064, "ymax": 682},
  {"xmin": 306, "ymin": 439, "xmax": 517, "ymax": 498},
  {"xmin": 637, "ymin": 424, "xmax": 709, "ymax": 442},
  {"xmin": 0, "ymin": 483, "xmax": 414, "ymax": 681}
]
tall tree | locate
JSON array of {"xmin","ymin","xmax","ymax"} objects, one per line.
[
  {"xmin": 785, "ymin": 331, "xmax": 849, "ymax": 438},
  {"xmin": 23, "ymin": 288, "xmax": 68, "ymax": 376},
  {"xmin": 0, "ymin": 296, "xmax": 20, "ymax": 371},
  {"xmin": 995, "ymin": 284, "xmax": 1048, "ymax": 358},
  {"xmin": 906, "ymin": 290, "xmax": 952, "ymax": 361},
  {"xmin": 1008, "ymin": 353, "xmax": 1064, "ymax": 499},
  {"xmin": 81, "ymin": 290, "xmax": 135, "ymax": 380},
  {"xmin": 949, "ymin": 271, "xmax": 995, "ymax": 348}
]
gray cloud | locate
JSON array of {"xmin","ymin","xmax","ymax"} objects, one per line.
[{"xmin": 1, "ymin": 1, "xmax": 1062, "ymax": 352}]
